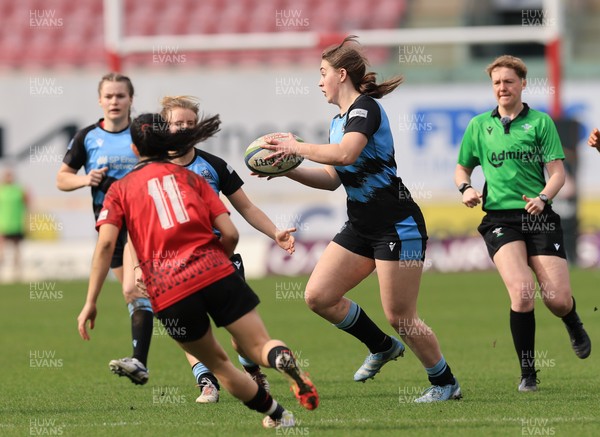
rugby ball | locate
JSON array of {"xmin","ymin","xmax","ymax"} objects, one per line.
[{"xmin": 244, "ymin": 132, "xmax": 304, "ymax": 176}]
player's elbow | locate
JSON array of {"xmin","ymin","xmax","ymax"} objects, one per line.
[
  {"xmin": 56, "ymin": 174, "xmax": 66, "ymax": 191},
  {"xmin": 56, "ymin": 173, "xmax": 73, "ymax": 192},
  {"xmin": 220, "ymin": 229, "xmax": 240, "ymax": 255},
  {"xmin": 325, "ymin": 180, "xmax": 341, "ymax": 191},
  {"xmin": 97, "ymin": 238, "xmax": 116, "ymax": 255},
  {"xmin": 337, "ymin": 152, "xmax": 359, "ymax": 166}
]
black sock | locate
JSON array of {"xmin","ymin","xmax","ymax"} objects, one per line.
[
  {"xmin": 335, "ymin": 302, "xmax": 391, "ymax": 354},
  {"xmin": 244, "ymin": 385, "xmax": 284, "ymax": 419},
  {"xmin": 131, "ymin": 310, "xmax": 153, "ymax": 366},
  {"xmin": 561, "ymin": 297, "xmax": 581, "ymax": 327},
  {"xmin": 198, "ymin": 372, "xmax": 220, "ymax": 390},
  {"xmin": 267, "ymin": 346, "xmax": 293, "ymax": 369},
  {"xmin": 243, "ymin": 364, "xmax": 260, "ymax": 373},
  {"xmin": 510, "ymin": 309, "xmax": 536, "ymax": 375},
  {"xmin": 428, "ymin": 362, "xmax": 455, "ymax": 387}
]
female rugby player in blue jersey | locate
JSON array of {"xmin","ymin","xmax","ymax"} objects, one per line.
[
  {"xmin": 56, "ymin": 73, "xmax": 153, "ymax": 385},
  {"xmin": 261, "ymin": 36, "xmax": 461, "ymax": 402}
]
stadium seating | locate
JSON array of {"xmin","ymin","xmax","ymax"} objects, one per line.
[{"xmin": 0, "ymin": 0, "xmax": 406, "ymax": 69}]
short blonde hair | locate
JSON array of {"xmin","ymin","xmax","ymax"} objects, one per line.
[
  {"xmin": 485, "ymin": 55, "xmax": 527, "ymax": 80},
  {"xmin": 160, "ymin": 95, "xmax": 199, "ymax": 121}
]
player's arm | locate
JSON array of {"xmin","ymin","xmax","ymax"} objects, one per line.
[
  {"xmin": 212, "ymin": 212, "xmax": 239, "ymax": 257},
  {"xmin": 266, "ymin": 131, "xmax": 367, "ymax": 166},
  {"xmin": 522, "ymin": 159, "xmax": 565, "ymax": 215},
  {"xmin": 282, "ymin": 165, "xmax": 341, "ymax": 191},
  {"xmin": 56, "ymin": 163, "xmax": 108, "ymax": 191},
  {"xmin": 126, "ymin": 234, "xmax": 147, "ymax": 293},
  {"xmin": 77, "ymin": 223, "xmax": 119, "ymax": 340},
  {"xmin": 227, "ymin": 188, "xmax": 295, "ymax": 254},
  {"xmin": 455, "ymin": 164, "xmax": 482, "ymax": 208},
  {"xmin": 540, "ymin": 159, "xmax": 565, "ymax": 200}
]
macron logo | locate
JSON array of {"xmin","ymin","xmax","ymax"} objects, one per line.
[
  {"xmin": 554, "ymin": 243, "xmax": 561, "ymax": 251},
  {"xmin": 388, "ymin": 242, "xmax": 396, "ymax": 252}
]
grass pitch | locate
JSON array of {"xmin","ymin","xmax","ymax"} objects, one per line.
[{"xmin": 1, "ymin": 269, "xmax": 599, "ymax": 436}]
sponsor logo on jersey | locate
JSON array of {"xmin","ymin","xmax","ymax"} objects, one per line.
[
  {"xmin": 98, "ymin": 209, "xmax": 108, "ymax": 221},
  {"xmin": 388, "ymin": 242, "xmax": 396, "ymax": 251},
  {"xmin": 554, "ymin": 243, "xmax": 561, "ymax": 250},
  {"xmin": 486, "ymin": 126, "xmax": 493, "ymax": 135},
  {"xmin": 486, "ymin": 148, "xmax": 537, "ymax": 168},
  {"xmin": 522, "ymin": 123, "xmax": 532, "ymax": 131},
  {"xmin": 349, "ymin": 108, "xmax": 368, "ymax": 119}
]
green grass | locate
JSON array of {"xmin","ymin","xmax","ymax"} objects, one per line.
[{"xmin": 1, "ymin": 269, "xmax": 599, "ymax": 436}]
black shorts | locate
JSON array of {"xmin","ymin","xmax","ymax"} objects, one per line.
[
  {"xmin": 155, "ymin": 272, "xmax": 260, "ymax": 342},
  {"xmin": 95, "ymin": 205, "xmax": 128, "ymax": 269},
  {"xmin": 1, "ymin": 233, "xmax": 24, "ymax": 242},
  {"xmin": 229, "ymin": 253, "xmax": 245, "ymax": 279},
  {"xmin": 478, "ymin": 207, "xmax": 566, "ymax": 260},
  {"xmin": 109, "ymin": 225, "xmax": 128, "ymax": 269},
  {"xmin": 333, "ymin": 220, "xmax": 427, "ymax": 261}
]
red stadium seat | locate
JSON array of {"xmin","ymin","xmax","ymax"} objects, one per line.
[{"xmin": 3, "ymin": 0, "xmax": 406, "ymax": 68}]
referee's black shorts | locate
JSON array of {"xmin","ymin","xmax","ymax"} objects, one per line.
[
  {"xmin": 477, "ymin": 206, "xmax": 566, "ymax": 260},
  {"xmin": 155, "ymin": 272, "xmax": 260, "ymax": 343}
]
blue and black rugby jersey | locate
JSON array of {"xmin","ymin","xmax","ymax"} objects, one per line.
[
  {"xmin": 330, "ymin": 95, "xmax": 425, "ymax": 239},
  {"xmin": 63, "ymin": 119, "xmax": 137, "ymax": 216},
  {"xmin": 181, "ymin": 148, "xmax": 244, "ymax": 196}
]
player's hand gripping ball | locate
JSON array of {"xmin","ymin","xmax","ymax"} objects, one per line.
[{"xmin": 244, "ymin": 132, "xmax": 304, "ymax": 176}]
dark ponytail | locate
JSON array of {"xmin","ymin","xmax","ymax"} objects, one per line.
[{"xmin": 130, "ymin": 113, "xmax": 221, "ymax": 161}]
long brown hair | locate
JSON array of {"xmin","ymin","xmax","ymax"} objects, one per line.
[{"xmin": 322, "ymin": 35, "xmax": 403, "ymax": 98}]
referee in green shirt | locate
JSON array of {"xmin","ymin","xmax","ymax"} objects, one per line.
[{"xmin": 455, "ymin": 55, "xmax": 591, "ymax": 392}]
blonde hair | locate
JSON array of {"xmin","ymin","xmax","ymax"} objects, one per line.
[
  {"xmin": 160, "ymin": 95, "xmax": 200, "ymax": 122},
  {"xmin": 485, "ymin": 55, "xmax": 528, "ymax": 79}
]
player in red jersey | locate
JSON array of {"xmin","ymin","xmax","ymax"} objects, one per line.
[{"xmin": 77, "ymin": 113, "xmax": 318, "ymax": 428}]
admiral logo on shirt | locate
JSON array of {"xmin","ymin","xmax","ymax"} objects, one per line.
[
  {"xmin": 349, "ymin": 108, "xmax": 368, "ymax": 119},
  {"xmin": 486, "ymin": 147, "xmax": 538, "ymax": 168}
]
